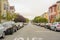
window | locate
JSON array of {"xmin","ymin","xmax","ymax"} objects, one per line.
[{"xmin": 4, "ymin": 4, "xmax": 8, "ymax": 10}]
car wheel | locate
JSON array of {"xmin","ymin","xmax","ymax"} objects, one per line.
[
  {"xmin": 49, "ymin": 27, "xmax": 51, "ymax": 30},
  {"xmin": 54, "ymin": 28, "xmax": 57, "ymax": 32},
  {"xmin": 1, "ymin": 32, "xmax": 5, "ymax": 38},
  {"xmin": 17, "ymin": 28, "xmax": 19, "ymax": 30},
  {"xmin": 10, "ymin": 28, "xmax": 14, "ymax": 34},
  {"xmin": 15, "ymin": 28, "xmax": 17, "ymax": 32}
]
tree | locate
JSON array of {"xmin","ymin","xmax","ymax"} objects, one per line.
[
  {"xmin": 56, "ymin": 18, "xmax": 60, "ymax": 22},
  {"xmin": 12, "ymin": 13, "xmax": 18, "ymax": 20},
  {"xmin": 1, "ymin": 12, "xmax": 18, "ymax": 21},
  {"xmin": 25, "ymin": 18, "xmax": 29, "ymax": 23},
  {"xmin": 40, "ymin": 18, "xmax": 48, "ymax": 23},
  {"xmin": 33, "ymin": 16, "xmax": 48, "ymax": 23},
  {"xmin": 6, "ymin": 12, "xmax": 13, "ymax": 21},
  {"xmin": 4, "ymin": 12, "xmax": 17, "ymax": 21},
  {"xmin": 14, "ymin": 14, "xmax": 26, "ymax": 22},
  {"xmin": 33, "ymin": 16, "xmax": 42, "ymax": 23}
]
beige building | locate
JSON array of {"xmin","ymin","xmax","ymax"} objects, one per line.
[
  {"xmin": 0, "ymin": 0, "xmax": 9, "ymax": 22},
  {"xmin": 41, "ymin": 12, "xmax": 49, "ymax": 20},
  {"xmin": 56, "ymin": 1, "xmax": 60, "ymax": 19}
]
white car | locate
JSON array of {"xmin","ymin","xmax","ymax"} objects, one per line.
[
  {"xmin": 50, "ymin": 22, "xmax": 60, "ymax": 31},
  {"xmin": 0, "ymin": 24, "xmax": 5, "ymax": 38}
]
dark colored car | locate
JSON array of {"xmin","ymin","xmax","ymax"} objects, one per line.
[{"xmin": 45, "ymin": 23, "xmax": 52, "ymax": 29}]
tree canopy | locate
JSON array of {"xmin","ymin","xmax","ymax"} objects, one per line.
[
  {"xmin": 56, "ymin": 18, "xmax": 60, "ymax": 22},
  {"xmin": 33, "ymin": 16, "xmax": 48, "ymax": 23},
  {"xmin": 14, "ymin": 14, "xmax": 26, "ymax": 22}
]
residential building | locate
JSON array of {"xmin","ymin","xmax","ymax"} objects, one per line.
[
  {"xmin": 1, "ymin": 0, "xmax": 9, "ymax": 17},
  {"xmin": 49, "ymin": 1, "xmax": 60, "ymax": 23},
  {"xmin": 56, "ymin": 1, "xmax": 60, "ymax": 19},
  {"xmin": 0, "ymin": 0, "xmax": 9, "ymax": 22},
  {"xmin": 10, "ymin": 6, "xmax": 15, "ymax": 14},
  {"xmin": 41, "ymin": 12, "xmax": 49, "ymax": 20}
]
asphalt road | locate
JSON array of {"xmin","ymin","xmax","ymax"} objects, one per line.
[{"xmin": 2, "ymin": 22, "xmax": 60, "ymax": 40}]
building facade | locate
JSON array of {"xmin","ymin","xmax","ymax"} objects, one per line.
[
  {"xmin": 0, "ymin": 0, "xmax": 16, "ymax": 22},
  {"xmin": 41, "ymin": 12, "xmax": 49, "ymax": 20},
  {"xmin": 0, "ymin": 0, "xmax": 10, "ymax": 22},
  {"xmin": 49, "ymin": 1, "xmax": 60, "ymax": 23},
  {"xmin": 41, "ymin": 12, "xmax": 49, "ymax": 22},
  {"xmin": 10, "ymin": 6, "xmax": 15, "ymax": 14},
  {"xmin": 56, "ymin": 1, "xmax": 60, "ymax": 19},
  {"xmin": 1, "ymin": 0, "xmax": 9, "ymax": 17}
]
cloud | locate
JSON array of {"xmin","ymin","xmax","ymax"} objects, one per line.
[{"xmin": 8, "ymin": 0, "xmax": 58, "ymax": 19}]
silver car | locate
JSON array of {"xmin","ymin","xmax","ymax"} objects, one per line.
[
  {"xmin": 0, "ymin": 24, "xmax": 5, "ymax": 38},
  {"xmin": 50, "ymin": 22, "xmax": 60, "ymax": 31},
  {"xmin": 2, "ymin": 21, "xmax": 17, "ymax": 34}
]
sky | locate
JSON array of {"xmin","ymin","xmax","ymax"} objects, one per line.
[{"xmin": 8, "ymin": 0, "xmax": 58, "ymax": 20}]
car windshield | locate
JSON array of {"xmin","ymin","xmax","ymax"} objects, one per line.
[{"xmin": 2, "ymin": 24, "xmax": 8, "ymax": 27}]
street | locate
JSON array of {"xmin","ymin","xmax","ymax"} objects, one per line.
[{"xmin": 2, "ymin": 22, "xmax": 60, "ymax": 40}]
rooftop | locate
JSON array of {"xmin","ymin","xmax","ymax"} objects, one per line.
[{"xmin": 49, "ymin": 4, "xmax": 57, "ymax": 9}]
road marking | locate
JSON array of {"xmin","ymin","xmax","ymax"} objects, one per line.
[
  {"xmin": 35, "ymin": 31, "xmax": 55, "ymax": 33},
  {"xmin": 14, "ymin": 37, "xmax": 43, "ymax": 40}
]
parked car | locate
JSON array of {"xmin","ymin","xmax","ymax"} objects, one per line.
[
  {"xmin": 50, "ymin": 22, "xmax": 60, "ymax": 31},
  {"xmin": 45, "ymin": 23, "xmax": 52, "ymax": 29},
  {"xmin": 20, "ymin": 22, "xmax": 24, "ymax": 27},
  {"xmin": 36, "ymin": 23, "xmax": 40, "ymax": 26},
  {"xmin": 15, "ymin": 22, "xmax": 24, "ymax": 30},
  {"xmin": 34, "ymin": 23, "xmax": 38, "ymax": 25},
  {"xmin": 40, "ymin": 23, "xmax": 46, "ymax": 27},
  {"xmin": 15, "ymin": 23, "xmax": 21, "ymax": 30},
  {"xmin": 2, "ymin": 21, "xmax": 17, "ymax": 34},
  {"xmin": 33, "ymin": 23, "xmax": 40, "ymax": 26},
  {"xmin": 11, "ymin": 21, "xmax": 17, "ymax": 32},
  {"xmin": 0, "ymin": 24, "xmax": 5, "ymax": 38},
  {"xmin": 23, "ymin": 23, "xmax": 28, "ymax": 25}
]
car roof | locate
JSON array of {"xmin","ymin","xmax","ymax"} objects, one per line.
[{"xmin": 2, "ymin": 21, "xmax": 15, "ymax": 25}]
